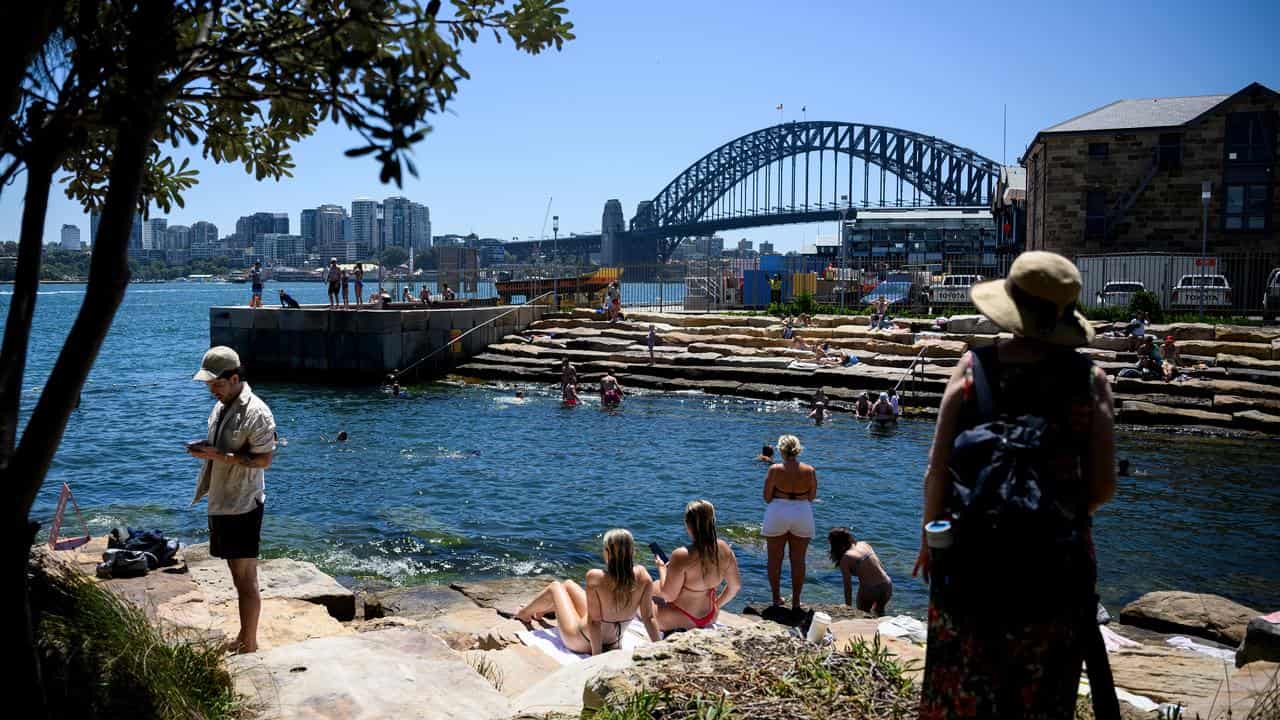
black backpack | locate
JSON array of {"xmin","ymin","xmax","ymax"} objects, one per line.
[
  {"xmin": 942, "ymin": 347, "xmax": 1095, "ymax": 618},
  {"xmin": 941, "ymin": 346, "xmax": 1120, "ymax": 720}
]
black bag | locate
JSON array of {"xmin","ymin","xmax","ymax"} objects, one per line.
[
  {"xmin": 96, "ymin": 549, "xmax": 151, "ymax": 579},
  {"xmin": 941, "ymin": 348, "xmax": 1094, "ymax": 618},
  {"xmin": 113, "ymin": 528, "xmax": 180, "ymax": 569},
  {"xmin": 941, "ymin": 347, "xmax": 1121, "ymax": 720}
]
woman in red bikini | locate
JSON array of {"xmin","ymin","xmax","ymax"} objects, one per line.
[{"xmin": 652, "ymin": 500, "xmax": 742, "ymax": 633}]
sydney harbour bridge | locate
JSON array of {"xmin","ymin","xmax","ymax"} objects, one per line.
[{"xmin": 505, "ymin": 120, "xmax": 1002, "ymax": 263}]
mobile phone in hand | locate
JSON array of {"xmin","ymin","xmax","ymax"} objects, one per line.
[
  {"xmin": 186, "ymin": 440, "xmax": 208, "ymax": 449},
  {"xmin": 648, "ymin": 541, "xmax": 668, "ymax": 564}
]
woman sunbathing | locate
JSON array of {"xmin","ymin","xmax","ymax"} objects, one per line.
[
  {"xmin": 652, "ymin": 500, "xmax": 741, "ymax": 633},
  {"xmin": 515, "ymin": 529, "xmax": 660, "ymax": 655}
]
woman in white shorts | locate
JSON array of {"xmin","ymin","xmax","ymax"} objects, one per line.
[{"xmin": 761, "ymin": 434, "xmax": 817, "ymax": 610}]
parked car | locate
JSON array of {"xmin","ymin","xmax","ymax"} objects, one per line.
[
  {"xmin": 1170, "ymin": 274, "xmax": 1231, "ymax": 307},
  {"xmin": 1095, "ymin": 281, "xmax": 1146, "ymax": 308},
  {"xmin": 1263, "ymin": 267, "xmax": 1280, "ymax": 323},
  {"xmin": 930, "ymin": 274, "xmax": 984, "ymax": 305}
]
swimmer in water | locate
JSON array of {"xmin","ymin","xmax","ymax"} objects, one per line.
[
  {"xmin": 600, "ymin": 372, "xmax": 623, "ymax": 406},
  {"xmin": 809, "ymin": 404, "xmax": 828, "ymax": 425},
  {"xmin": 756, "ymin": 444, "xmax": 775, "ymax": 463},
  {"xmin": 337, "ymin": 430, "xmax": 348, "ymax": 442},
  {"xmin": 515, "ymin": 390, "xmax": 525, "ymax": 399}
]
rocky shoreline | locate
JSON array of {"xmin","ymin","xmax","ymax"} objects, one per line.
[
  {"xmin": 33, "ymin": 537, "xmax": 1280, "ymax": 719},
  {"xmin": 452, "ymin": 310, "xmax": 1280, "ymax": 437}
]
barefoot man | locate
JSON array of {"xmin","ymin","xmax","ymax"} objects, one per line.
[{"xmin": 187, "ymin": 347, "xmax": 277, "ymax": 654}]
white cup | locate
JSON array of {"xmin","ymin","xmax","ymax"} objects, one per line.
[
  {"xmin": 806, "ymin": 611, "xmax": 831, "ymax": 643},
  {"xmin": 925, "ymin": 520, "xmax": 953, "ymax": 549}
]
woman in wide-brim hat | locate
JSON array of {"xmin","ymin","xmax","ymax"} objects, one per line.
[{"xmin": 912, "ymin": 251, "xmax": 1117, "ymax": 719}]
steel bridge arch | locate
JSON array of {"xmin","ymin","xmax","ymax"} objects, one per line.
[{"xmin": 638, "ymin": 121, "xmax": 1001, "ymax": 232}]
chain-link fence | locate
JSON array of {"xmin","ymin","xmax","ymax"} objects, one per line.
[{"xmin": 386, "ymin": 251, "xmax": 1280, "ymax": 322}]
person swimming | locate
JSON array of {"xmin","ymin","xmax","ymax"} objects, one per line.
[
  {"xmin": 854, "ymin": 392, "xmax": 872, "ymax": 419},
  {"xmin": 808, "ymin": 404, "xmax": 828, "ymax": 425},
  {"xmin": 871, "ymin": 392, "xmax": 895, "ymax": 422},
  {"xmin": 600, "ymin": 372, "xmax": 623, "ymax": 406},
  {"xmin": 756, "ymin": 444, "xmax": 775, "ymax": 463},
  {"xmin": 561, "ymin": 358, "xmax": 579, "ymax": 405}
]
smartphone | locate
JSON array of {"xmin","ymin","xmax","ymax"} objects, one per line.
[
  {"xmin": 185, "ymin": 439, "xmax": 208, "ymax": 449},
  {"xmin": 648, "ymin": 541, "xmax": 668, "ymax": 564}
]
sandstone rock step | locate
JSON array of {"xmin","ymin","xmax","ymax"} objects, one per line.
[{"xmin": 230, "ymin": 628, "xmax": 512, "ymax": 720}]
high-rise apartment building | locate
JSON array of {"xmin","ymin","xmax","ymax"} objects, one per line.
[
  {"xmin": 165, "ymin": 225, "xmax": 190, "ymax": 250},
  {"xmin": 350, "ymin": 198, "xmax": 379, "ymax": 254},
  {"xmin": 759, "ymin": 241, "xmax": 775, "ymax": 255},
  {"xmin": 60, "ymin": 224, "xmax": 81, "ymax": 251},
  {"xmin": 234, "ymin": 211, "xmax": 289, "ymax": 249},
  {"xmin": 129, "ymin": 212, "xmax": 143, "ymax": 249},
  {"xmin": 300, "ymin": 208, "xmax": 317, "ymax": 251},
  {"xmin": 260, "ymin": 233, "xmax": 306, "ymax": 264},
  {"xmin": 408, "ymin": 202, "xmax": 431, "ymax": 252},
  {"xmin": 382, "ymin": 196, "xmax": 411, "ymax": 250},
  {"xmin": 141, "ymin": 218, "xmax": 167, "ymax": 250},
  {"xmin": 315, "ymin": 204, "xmax": 346, "ymax": 253},
  {"xmin": 189, "ymin": 221, "xmax": 222, "ymax": 259}
]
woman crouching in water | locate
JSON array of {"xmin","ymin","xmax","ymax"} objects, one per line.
[
  {"xmin": 652, "ymin": 500, "xmax": 742, "ymax": 632},
  {"xmin": 514, "ymin": 529, "xmax": 660, "ymax": 655}
]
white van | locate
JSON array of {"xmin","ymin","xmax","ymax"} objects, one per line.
[{"xmin": 931, "ymin": 274, "xmax": 983, "ymax": 305}]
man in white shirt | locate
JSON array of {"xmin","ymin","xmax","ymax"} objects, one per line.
[{"xmin": 187, "ymin": 346, "xmax": 277, "ymax": 654}]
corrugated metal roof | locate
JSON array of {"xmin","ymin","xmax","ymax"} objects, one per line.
[{"xmin": 1043, "ymin": 94, "xmax": 1229, "ymax": 133}]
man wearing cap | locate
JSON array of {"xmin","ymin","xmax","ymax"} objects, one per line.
[
  {"xmin": 249, "ymin": 261, "xmax": 264, "ymax": 308},
  {"xmin": 187, "ymin": 346, "xmax": 276, "ymax": 654},
  {"xmin": 325, "ymin": 258, "xmax": 342, "ymax": 308}
]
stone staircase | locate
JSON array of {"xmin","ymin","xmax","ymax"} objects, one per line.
[{"xmin": 454, "ymin": 310, "xmax": 1280, "ymax": 434}]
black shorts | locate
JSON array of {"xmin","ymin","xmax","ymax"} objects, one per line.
[{"xmin": 209, "ymin": 501, "xmax": 263, "ymax": 559}]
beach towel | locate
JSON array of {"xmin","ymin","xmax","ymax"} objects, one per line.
[
  {"xmin": 516, "ymin": 618, "xmax": 653, "ymax": 665},
  {"xmin": 1165, "ymin": 635, "xmax": 1237, "ymax": 662},
  {"xmin": 877, "ymin": 615, "xmax": 927, "ymax": 644},
  {"xmin": 787, "ymin": 360, "xmax": 823, "ymax": 371}
]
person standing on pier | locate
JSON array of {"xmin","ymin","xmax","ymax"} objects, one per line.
[
  {"xmin": 353, "ymin": 263, "xmax": 365, "ymax": 308},
  {"xmin": 249, "ymin": 261, "xmax": 264, "ymax": 308},
  {"xmin": 341, "ymin": 268, "xmax": 351, "ymax": 308},
  {"xmin": 325, "ymin": 258, "xmax": 342, "ymax": 308},
  {"xmin": 187, "ymin": 347, "xmax": 277, "ymax": 655},
  {"xmin": 647, "ymin": 324, "xmax": 658, "ymax": 363}
]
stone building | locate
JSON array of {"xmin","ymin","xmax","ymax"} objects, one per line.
[{"xmin": 1024, "ymin": 82, "xmax": 1277, "ymax": 256}]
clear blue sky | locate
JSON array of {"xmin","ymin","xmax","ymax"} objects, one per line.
[{"xmin": 3, "ymin": 0, "xmax": 1277, "ymax": 253}]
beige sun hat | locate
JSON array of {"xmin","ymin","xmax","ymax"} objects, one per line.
[{"xmin": 970, "ymin": 251, "xmax": 1094, "ymax": 347}]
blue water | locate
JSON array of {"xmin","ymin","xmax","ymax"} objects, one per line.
[{"xmin": 5, "ymin": 282, "xmax": 1279, "ymax": 613}]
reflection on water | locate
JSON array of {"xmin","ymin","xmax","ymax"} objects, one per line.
[{"xmin": 10, "ymin": 283, "xmax": 1280, "ymax": 612}]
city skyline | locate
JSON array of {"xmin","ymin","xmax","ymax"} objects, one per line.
[{"xmin": 3, "ymin": 0, "xmax": 1277, "ymax": 253}]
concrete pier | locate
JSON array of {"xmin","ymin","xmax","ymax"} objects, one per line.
[{"xmin": 209, "ymin": 303, "xmax": 546, "ymax": 381}]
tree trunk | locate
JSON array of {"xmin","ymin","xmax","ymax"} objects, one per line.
[
  {"xmin": 0, "ymin": 148, "xmax": 57, "ymax": 714},
  {"xmin": 3, "ymin": 25, "xmax": 168, "ymax": 713},
  {"xmin": 0, "ymin": 156, "xmax": 54, "ymax": 469}
]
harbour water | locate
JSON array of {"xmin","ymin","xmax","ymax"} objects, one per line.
[{"xmin": 6, "ymin": 282, "xmax": 1279, "ymax": 612}]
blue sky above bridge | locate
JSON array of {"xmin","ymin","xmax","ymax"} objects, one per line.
[{"xmin": 4, "ymin": 0, "xmax": 1278, "ymax": 253}]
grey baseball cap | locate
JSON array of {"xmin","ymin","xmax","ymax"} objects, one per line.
[{"xmin": 193, "ymin": 346, "xmax": 241, "ymax": 381}]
